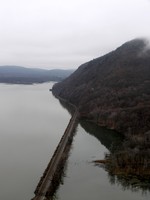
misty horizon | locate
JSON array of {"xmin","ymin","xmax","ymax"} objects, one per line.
[{"xmin": 0, "ymin": 0, "xmax": 150, "ymax": 69}]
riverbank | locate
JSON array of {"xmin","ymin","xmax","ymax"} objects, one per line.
[{"xmin": 52, "ymin": 86, "xmax": 150, "ymax": 186}]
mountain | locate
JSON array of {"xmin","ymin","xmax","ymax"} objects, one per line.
[
  {"xmin": 52, "ymin": 38, "xmax": 150, "ymax": 136},
  {"xmin": 0, "ymin": 66, "xmax": 74, "ymax": 84}
]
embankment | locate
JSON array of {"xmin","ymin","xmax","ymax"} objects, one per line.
[{"xmin": 32, "ymin": 110, "xmax": 78, "ymax": 200}]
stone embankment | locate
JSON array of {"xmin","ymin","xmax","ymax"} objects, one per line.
[{"xmin": 32, "ymin": 110, "xmax": 78, "ymax": 200}]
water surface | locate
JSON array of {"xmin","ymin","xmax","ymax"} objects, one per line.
[
  {"xmin": 0, "ymin": 82, "xmax": 70, "ymax": 200},
  {"xmin": 0, "ymin": 82, "xmax": 149, "ymax": 200},
  {"xmin": 56, "ymin": 123, "xmax": 149, "ymax": 200}
]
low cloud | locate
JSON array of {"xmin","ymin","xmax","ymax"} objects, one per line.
[
  {"xmin": 144, "ymin": 38, "xmax": 150, "ymax": 50},
  {"xmin": 137, "ymin": 38, "xmax": 150, "ymax": 58}
]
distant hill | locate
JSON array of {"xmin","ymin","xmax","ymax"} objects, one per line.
[
  {"xmin": 0, "ymin": 66, "xmax": 74, "ymax": 84},
  {"xmin": 52, "ymin": 39, "xmax": 150, "ymax": 136}
]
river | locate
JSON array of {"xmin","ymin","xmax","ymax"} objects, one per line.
[{"xmin": 0, "ymin": 82, "xmax": 149, "ymax": 200}]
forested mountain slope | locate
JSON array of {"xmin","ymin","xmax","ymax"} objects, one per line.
[{"xmin": 53, "ymin": 39, "xmax": 150, "ymax": 136}]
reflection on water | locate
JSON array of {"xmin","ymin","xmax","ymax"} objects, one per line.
[
  {"xmin": 81, "ymin": 121, "xmax": 150, "ymax": 195},
  {"xmin": 56, "ymin": 124, "xmax": 149, "ymax": 200},
  {"xmin": 34, "ymin": 122, "xmax": 78, "ymax": 200},
  {"xmin": 81, "ymin": 120, "xmax": 150, "ymax": 195},
  {"xmin": 56, "ymin": 100, "xmax": 150, "ymax": 199},
  {"xmin": 58, "ymin": 99, "xmax": 124, "ymax": 152},
  {"xmin": 108, "ymin": 173, "xmax": 150, "ymax": 194},
  {"xmin": 80, "ymin": 120, "xmax": 124, "ymax": 152},
  {"xmin": 47, "ymin": 143, "xmax": 74, "ymax": 200},
  {"xmin": 57, "ymin": 99, "xmax": 75, "ymax": 115},
  {"xmin": 0, "ymin": 83, "xmax": 149, "ymax": 200}
]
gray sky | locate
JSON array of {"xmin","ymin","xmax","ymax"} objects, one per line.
[{"xmin": 0, "ymin": 0, "xmax": 150, "ymax": 69}]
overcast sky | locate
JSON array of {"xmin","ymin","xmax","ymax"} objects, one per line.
[{"xmin": 0, "ymin": 0, "xmax": 150, "ymax": 69}]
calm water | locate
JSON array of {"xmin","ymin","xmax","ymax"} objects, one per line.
[
  {"xmin": 56, "ymin": 123, "xmax": 150, "ymax": 200},
  {"xmin": 0, "ymin": 83, "xmax": 149, "ymax": 200},
  {"xmin": 0, "ymin": 82, "xmax": 70, "ymax": 200}
]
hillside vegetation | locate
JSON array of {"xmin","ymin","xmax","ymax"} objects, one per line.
[
  {"xmin": 52, "ymin": 39, "xmax": 150, "ymax": 178},
  {"xmin": 53, "ymin": 39, "xmax": 150, "ymax": 136}
]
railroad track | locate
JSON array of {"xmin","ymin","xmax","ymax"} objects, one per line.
[{"xmin": 32, "ymin": 110, "xmax": 78, "ymax": 200}]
